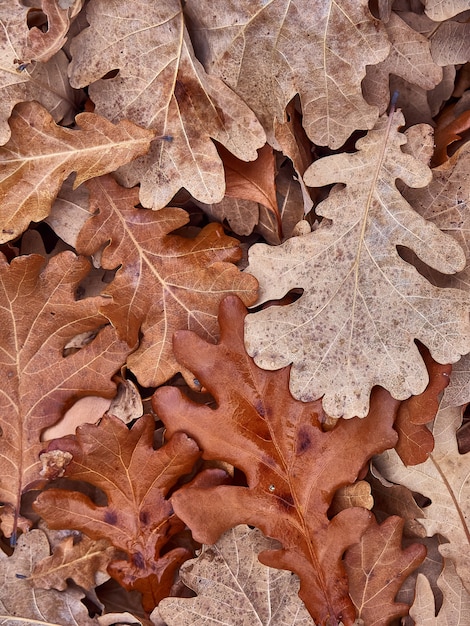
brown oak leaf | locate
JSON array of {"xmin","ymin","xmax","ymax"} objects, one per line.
[
  {"xmin": 185, "ymin": 0, "xmax": 390, "ymax": 148},
  {"xmin": 75, "ymin": 175, "xmax": 258, "ymax": 387},
  {"xmin": 0, "ymin": 101, "xmax": 155, "ymax": 243},
  {"xmin": 344, "ymin": 516, "xmax": 426, "ymax": 625},
  {"xmin": 152, "ymin": 296, "xmax": 400, "ymax": 626},
  {"xmin": 0, "ymin": 251, "xmax": 131, "ymax": 541},
  {"xmin": 394, "ymin": 347, "xmax": 451, "ymax": 466},
  {"xmin": 34, "ymin": 414, "xmax": 201, "ymax": 611},
  {"xmin": 68, "ymin": 0, "xmax": 265, "ymax": 209}
]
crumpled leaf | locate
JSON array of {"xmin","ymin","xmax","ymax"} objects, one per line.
[
  {"xmin": 410, "ymin": 560, "xmax": 470, "ymax": 625},
  {"xmin": 0, "ymin": 251, "xmax": 131, "ymax": 540},
  {"xmin": 185, "ymin": 0, "xmax": 390, "ymax": 148},
  {"xmin": 31, "ymin": 534, "xmax": 116, "ymax": 592},
  {"xmin": 362, "ymin": 12, "xmax": 442, "ymax": 113},
  {"xmin": 0, "ymin": 528, "xmax": 98, "ymax": 625},
  {"xmin": 68, "ymin": 0, "xmax": 265, "ymax": 209},
  {"xmin": 153, "ymin": 295, "xmax": 400, "ymax": 625},
  {"xmin": 75, "ymin": 175, "xmax": 258, "ymax": 387},
  {"xmin": 157, "ymin": 525, "xmax": 314, "ymax": 625},
  {"xmin": 432, "ymin": 105, "xmax": 470, "ymax": 166},
  {"xmin": 0, "ymin": 101, "xmax": 155, "ymax": 244},
  {"xmin": 374, "ymin": 404, "xmax": 470, "ymax": 594},
  {"xmin": 244, "ymin": 111, "xmax": 470, "ymax": 418},
  {"xmin": 34, "ymin": 414, "xmax": 201, "ymax": 611},
  {"xmin": 344, "ymin": 516, "xmax": 426, "ymax": 625}
]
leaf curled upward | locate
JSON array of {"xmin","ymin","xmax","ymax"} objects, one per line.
[
  {"xmin": 244, "ymin": 111, "xmax": 470, "ymax": 418},
  {"xmin": 153, "ymin": 296, "xmax": 401, "ymax": 625}
]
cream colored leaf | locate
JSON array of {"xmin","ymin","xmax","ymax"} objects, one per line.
[
  {"xmin": 0, "ymin": 529, "xmax": 98, "ymax": 625},
  {"xmin": 374, "ymin": 405, "xmax": 470, "ymax": 594},
  {"xmin": 424, "ymin": 0, "xmax": 470, "ymax": 20},
  {"xmin": 244, "ymin": 112, "xmax": 470, "ymax": 418},
  {"xmin": 185, "ymin": 0, "xmax": 390, "ymax": 149},
  {"xmin": 0, "ymin": 101, "xmax": 155, "ymax": 244},
  {"xmin": 156, "ymin": 525, "xmax": 314, "ymax": 626},
  {"xmin": 362, "ymin": 12, "xmax": 442, "ymax": 113},
  {"xmin": 68, "ymin": 0, "xmax": 265, "ymax": 209},
  {"xmin": 410, "ymin": 561, "xmax": 470, "ymax": 625}
]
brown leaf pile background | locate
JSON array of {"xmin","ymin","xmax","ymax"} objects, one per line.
[{"xmin": 1, "ymin": 1, "xmax": 470, "ymax": 625}]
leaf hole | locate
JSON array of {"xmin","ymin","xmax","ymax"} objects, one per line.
[{"xmin": 27, "ymin": 9, "xmax": 48, "ymax": 32}]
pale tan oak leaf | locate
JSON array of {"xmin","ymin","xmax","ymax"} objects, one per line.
[
  {"xmin": 68, "ymin": 0, "xmax": 265, "ymax": 209},
  {"xmin": 410, "ymin": 560, "xmax": 470, "ymax": 625},
  {"xmin": 184, "ymin": 0, "xmax": 390, "ymax": 149},
  {"xmin": 362, "ymin": 12, "xmax": 442, "ymax": 114},
  {"xmin": 0, "ymin": 101, "xmax": 155, "ymax": 244},
  {"xmin": 0, "ymin": 529, "xmax": 99, "ymax": 625},
  {"xmin": 374, "ymin": 405, "xmax": 470, "ymax": 595},
  {"xmin": 423, "ymin": 0, "xmax": 470, "ymax": 20},
  {"xmin": 244, "ymin": 112, "xmax": 470, "ymax": 418},
  {"xmin": 157, "ymin": 525, "xmax": 314, "ymax": 626}
]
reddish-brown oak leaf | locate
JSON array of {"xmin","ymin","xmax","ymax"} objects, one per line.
[
  {"xmin": 0, "ymin": 101, "xmax": 155, "ymax": 243},
  {"xmin": 75, "ymin": 175, "xmax": 258, "ymax": 387},
  {"xmin": 394, "ymin": 347, "xmax": 452, "ymax": 466},
  {"xmin": 344, "ymin": 516, "xmax": 426, "ymax": 625},
  {"xmin": 34, "ymin": 415, "xmax": 201, "ymax": 611},
  {"xmin": 152, "ymin": 296, "xmax": 400, "ymax": 626},
  {"xmin": 0, "ymin": 251, "xmax": 131, "ymax": 541}
]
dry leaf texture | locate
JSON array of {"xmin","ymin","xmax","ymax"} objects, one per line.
[
  {"xmin": 0, "ymin": 529, "xmax": 98, "ymax": 625},
  {"xmin": 68, "ymin": 0, "xmax": 265, "ymax": 209},
  {"xmin": 244, "ymin": 111, "xmax": 470, "ymax": 418},
  {"xmin": 34, "ymin": 415, "xmax": 201, "ymax": 609},
  {"xmin": 158, "ymin": 525, "xmax": 313, "ymax": 625},
  {"xmin": 374, "ymin": 404, "xmax": 470, "ymax": 594},
  {"xmin": 0, "ymin": 101, "xmax": 155, "ymax": 243},
  {"xmin": 0, "ymin": 251, "xmax": 130, "ymax": 540},
  {"xmin": 76, "ymin": 175, "xmax": 259, "ymax": 387},
  {"xmin": 153, "ymin": 296, "xmax": 400, "ymax": 625},
  {"xmin": 344, "ymin": 516, "xmax": 425, "ymax": 625},
  {"xmin": 185, "ymin": 0, "xmax": 390, "ymax": 148}
]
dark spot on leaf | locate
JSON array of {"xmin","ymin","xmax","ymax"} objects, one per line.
[
  {"xmin": 256, "ymin": 400, "xmax": 265, "ymax": 417},
  {"xmin": 139, "ymin": 510, "xmax": 149, "ymax": 524},
  {"xmin": 296, "ymin": 426, "xmax": 311, "ymax": 454},
  {"xmin": 104, "ymin": 510, "xmax": 117, "ymax": 525},
  {"xmin": 277, "ymin": 493, "xmax": 294, "ymax": 510},
  {"xmin": 132, "ymin": 551, "xmax": 145, "ymax": 569}
]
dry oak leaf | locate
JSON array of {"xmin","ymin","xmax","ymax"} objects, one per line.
[
  {"xmin": 0, "ymin": 42, "xmax": 80, "ymax": 146},
  {"xmin": 0, "ymin": 529, "xmax": 98, "ymax": 625},
  {"xmin": 34, "ymin": 414, "xmax": 201, "ymax": 612},
  {"xmin": 423, "ymin": 0, "xmax": 470, "ymax": 20},
  {"xmin": 344, "ymin": 516, "xmax": 426, "ymax": 625},
  {"xmin": 31, "ymin": 534, "xmax": 116, "ymax": 592},
  {"xmin": 430, "ymin": 20, "xmax": 470, "ymax": 65},
  {"xmin": 68, "ymin": 0, "xmax": 265, "ymax": 210},
  {"xmin": 410, "ymin": 560, "xmax": 470, "ymax": 625},
  {"xmin": 0, "ymin": 100, "xmax": 155, "ymax": 244},
  {"xmin": 393, "ymin": 347, "xmax": 451, "ymax": 466},
  {"xmin": 432, "ymin": 105, "xmax": 470, "ymax": 166},
  {"xmin": 186, "ymin": 0, "xmax": 390, "ymax": 149},
  {"xmin": 374, "ymin": 404, "xmax": 470, "ymax": 595},
  {"xmin": 244, "ymin": 111, "xmax": 470, "ymax": 419},
  {"xmin": 152, "ymin": 295, "xmax": 401, "ymax": 626},
  {"xmin": 157, "ymin": 525, "xmax": 313, "ymax": 626},
  {"xmin": 75, "ymin": 175, "xmax": 258, "ymax": 387},
  {"xmin": 184, "ymin": 0, "xmax": 389, "ymax": 149},
  {"xmin": 362, "ymin": 12, "xmax": 442, "ymax": 114},
  {"xmin": 0, "ymin": 251, "xmax": 131, "ymax": 541}
]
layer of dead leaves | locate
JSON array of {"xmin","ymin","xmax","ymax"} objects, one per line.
[{"xmin": 1, "ymin": 1, "xmax": 470, "ymax": 625}]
